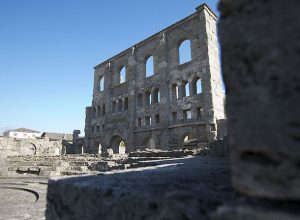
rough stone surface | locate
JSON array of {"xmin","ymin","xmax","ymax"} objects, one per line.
[
  {"xmin": 46, "ymin": 156, "xmax": 235, "ymax": 220},
  {"xmin": 216, "ymin": 119, "xmax": 227, "ymax": 139},
  {"xmin": 211, "ymin": 205, "xmax": 300, "ymax": 220},
  {"xmin": 208, "ymin": 137, "xmax": 229, "ymax": 157},
  {"xmin": 0, "ymin": 137, "xmax": 66, "ymax": 177},
  {"xmin": 218, "ymin": 0, "xmax": 300, "ymax": 199},
  {"xmin": 1, "ymin": 148, "xmax": 209, "ymax": 177},
  {"xmin": 84, "ymin": 4, "xmax": 225, "ymax": 154},
  {"xmin": 3, "ymin": 154, "xmax": 130, "ymax": 177},
  {"xmin": 0, "ymin": 137, "xmax": 63, "ymax": 157}
]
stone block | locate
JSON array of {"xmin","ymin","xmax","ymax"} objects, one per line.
[
  {"xmin": 218, "ymin": 0, "xmax": 300, "ymax": 199},
  {"xmin": 211, "ymin": 205, "xmax": 300, "ymax": 220},
  {"xmin": 46, "ymin": 157, "xmax": 233, "ymax": 220}
]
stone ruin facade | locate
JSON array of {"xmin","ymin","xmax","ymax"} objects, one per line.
[
  {"xmin": 46, "ymin": 1, "xmax": 300, "ymax": 219},
  {"xmin": 84, "ymin": 4, "xmax": 225, "ymax": 154}
]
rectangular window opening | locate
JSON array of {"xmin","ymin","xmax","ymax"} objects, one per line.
[
  {"xmin": 145, "ymin": 116, "xmax": 151, "ymax": 126},
  {"xmin": 172, "ymin": 112, "xmax": 177, "ymax": 123},
  {"xmin": 112, "ymin": 101, "xmax": 116, "ymax": 113},
  {"xmin": 197, "ymin": 107, "xmax": 203, "ymax": 118},
  {"xmin": 124, "ymin": 97, "xmax": 129, "ymax": 110},
  {"xmin": 211, "ymin": 124, "xmax": 216, "ymax": 131},
  {"xmin": 155, "ymin": 114, "xmax": 160, "ymax": 124},
  {"xmin": 184, "ymin": 109, "xmax": 192, "ymax": 120},
  {"xmin": 118, "ymin": 100, "xmax": 123, "ymax": 112},
  {"xmin": 97, "ymin": 106, "xmax": 101, "ymax": 117},
  {"xmin": 102, "ymin": 104, "xmax": 106, "ymax": 116}
]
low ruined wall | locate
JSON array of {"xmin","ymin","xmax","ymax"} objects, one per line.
[
  {"xmin": 0, "ymin": 142, "xmax": 8, "ymax": 177},
  {"xmin": 0, "ymin": 137, "xmax": 63, "ymax": 157},
  {"xmin": 208, "ymin": 137, "xmax": 229, "ymax": 157},
  {"xmin": 0, "ymin": 137, "xmax": 64, "ymax": 176}
]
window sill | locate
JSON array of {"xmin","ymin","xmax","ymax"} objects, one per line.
[{"xmin": 177, "ymin": 60, "xmax": 193, "ymax": 69}]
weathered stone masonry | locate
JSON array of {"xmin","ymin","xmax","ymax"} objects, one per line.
[
  {"xmin": 85, "ymin": 4, "xmax": 225, "ymax": 154},
  {"xmin": 46, "ymin": 1, "xmax": 300, "ymax": 219}
]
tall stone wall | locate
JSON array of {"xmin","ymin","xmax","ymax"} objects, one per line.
[
  {"xmin": 216, "ymin": 119, "xmax": 227, "ymax": 139},
  {"xmin": 202, "ymin": 5, "xmax": 225, "ymax": 121},
  {"xmin": 85, "ymin": 4, "xmax": 225, "ymax": 154}
]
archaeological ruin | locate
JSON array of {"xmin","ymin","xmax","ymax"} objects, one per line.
[
  {"xmin": 1, "ymin": 0, "xmax": 298, "ymax": 219},
  {"xmin": 84, "ymin": 3, "xmax": 225, "ymax": 154},
  {"xmin": 45, "ymin": 1, "xmax": 300, "ymax": 220}
]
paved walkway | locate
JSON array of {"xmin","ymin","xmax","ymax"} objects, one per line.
[{"xmin": 0, "ymin": 177, "xmax": 48, "ymax": 220}]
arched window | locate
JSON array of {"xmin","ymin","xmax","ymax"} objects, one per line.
[
  {"xmin": 146, "ymin": 56, "xmax": 154, "ymax": 77},
  {"xmin": 196, "ymin": 79, "xmax": 202, "ymax": 94},
  {"xmin": 183, "ymin": 134, "xmax": 193, "ymax": 145},
  {"xmin": 99, "ymin": 76, "xmax": 104, "ymax": 92},
  {"xmin": 184, "ymin": 135, "xmax": 189, "ymax": 143},
  {"xmin": 153, "ymin": 88, "xmax": 160, "ymax": 103},
  {"xmin": 119, "ymin": 141, "xmax": 126, "ymax": 154},
  {"xmin": 147, "ymin": 138, "xmax": 156, "ymax": 149},
  {"xmin": 137, "ymin": 93, "xmax": 143, "ymax": 107},
  {"xmin": 179, "ymin": 40, "xmax": 192, "ymax": 64},
  {"xmin": 172, "ymin": 84, "xmax": 179, "ymax": 100},
  {"xmin": 98, "ymin": 143, "xmax": 102, "ymax": 154},
  {"xmin": 182, "ymin": 81, "xmax": 190, "ymax": 97},
  {"xmin": 120, "ymin": 66, "xmax": 126, "ymax": 84}
]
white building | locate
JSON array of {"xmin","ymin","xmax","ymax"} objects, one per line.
[{"xmin": 3, "ymin": 128, "xmax": 41, "ymax": 139}]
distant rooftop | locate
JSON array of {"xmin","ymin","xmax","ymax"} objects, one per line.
[
  {"xmin": 8, "ymin": 128, "xmax": 40, "ymax": 133},
  {"xmin": 41, "ymin": 132, "xmax": 73, "ymax": 141}
]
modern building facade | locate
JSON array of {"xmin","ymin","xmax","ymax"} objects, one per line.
[
  {"xmin": 84, "ymin": 4, "xmax": 225, "ymax": 154},
  {"xmin": 3, "ymin": 128, "xmax": 41, "ymax": 139}
]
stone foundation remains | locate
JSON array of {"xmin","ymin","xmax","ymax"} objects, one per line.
[{"xmin": 1, "ymin": 133, "xmax": 208, "ymax": 177}]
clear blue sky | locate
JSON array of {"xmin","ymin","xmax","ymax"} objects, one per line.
[{"xmin": 0, "ymin": 0, "xmax": 219, "ymax": 134}]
